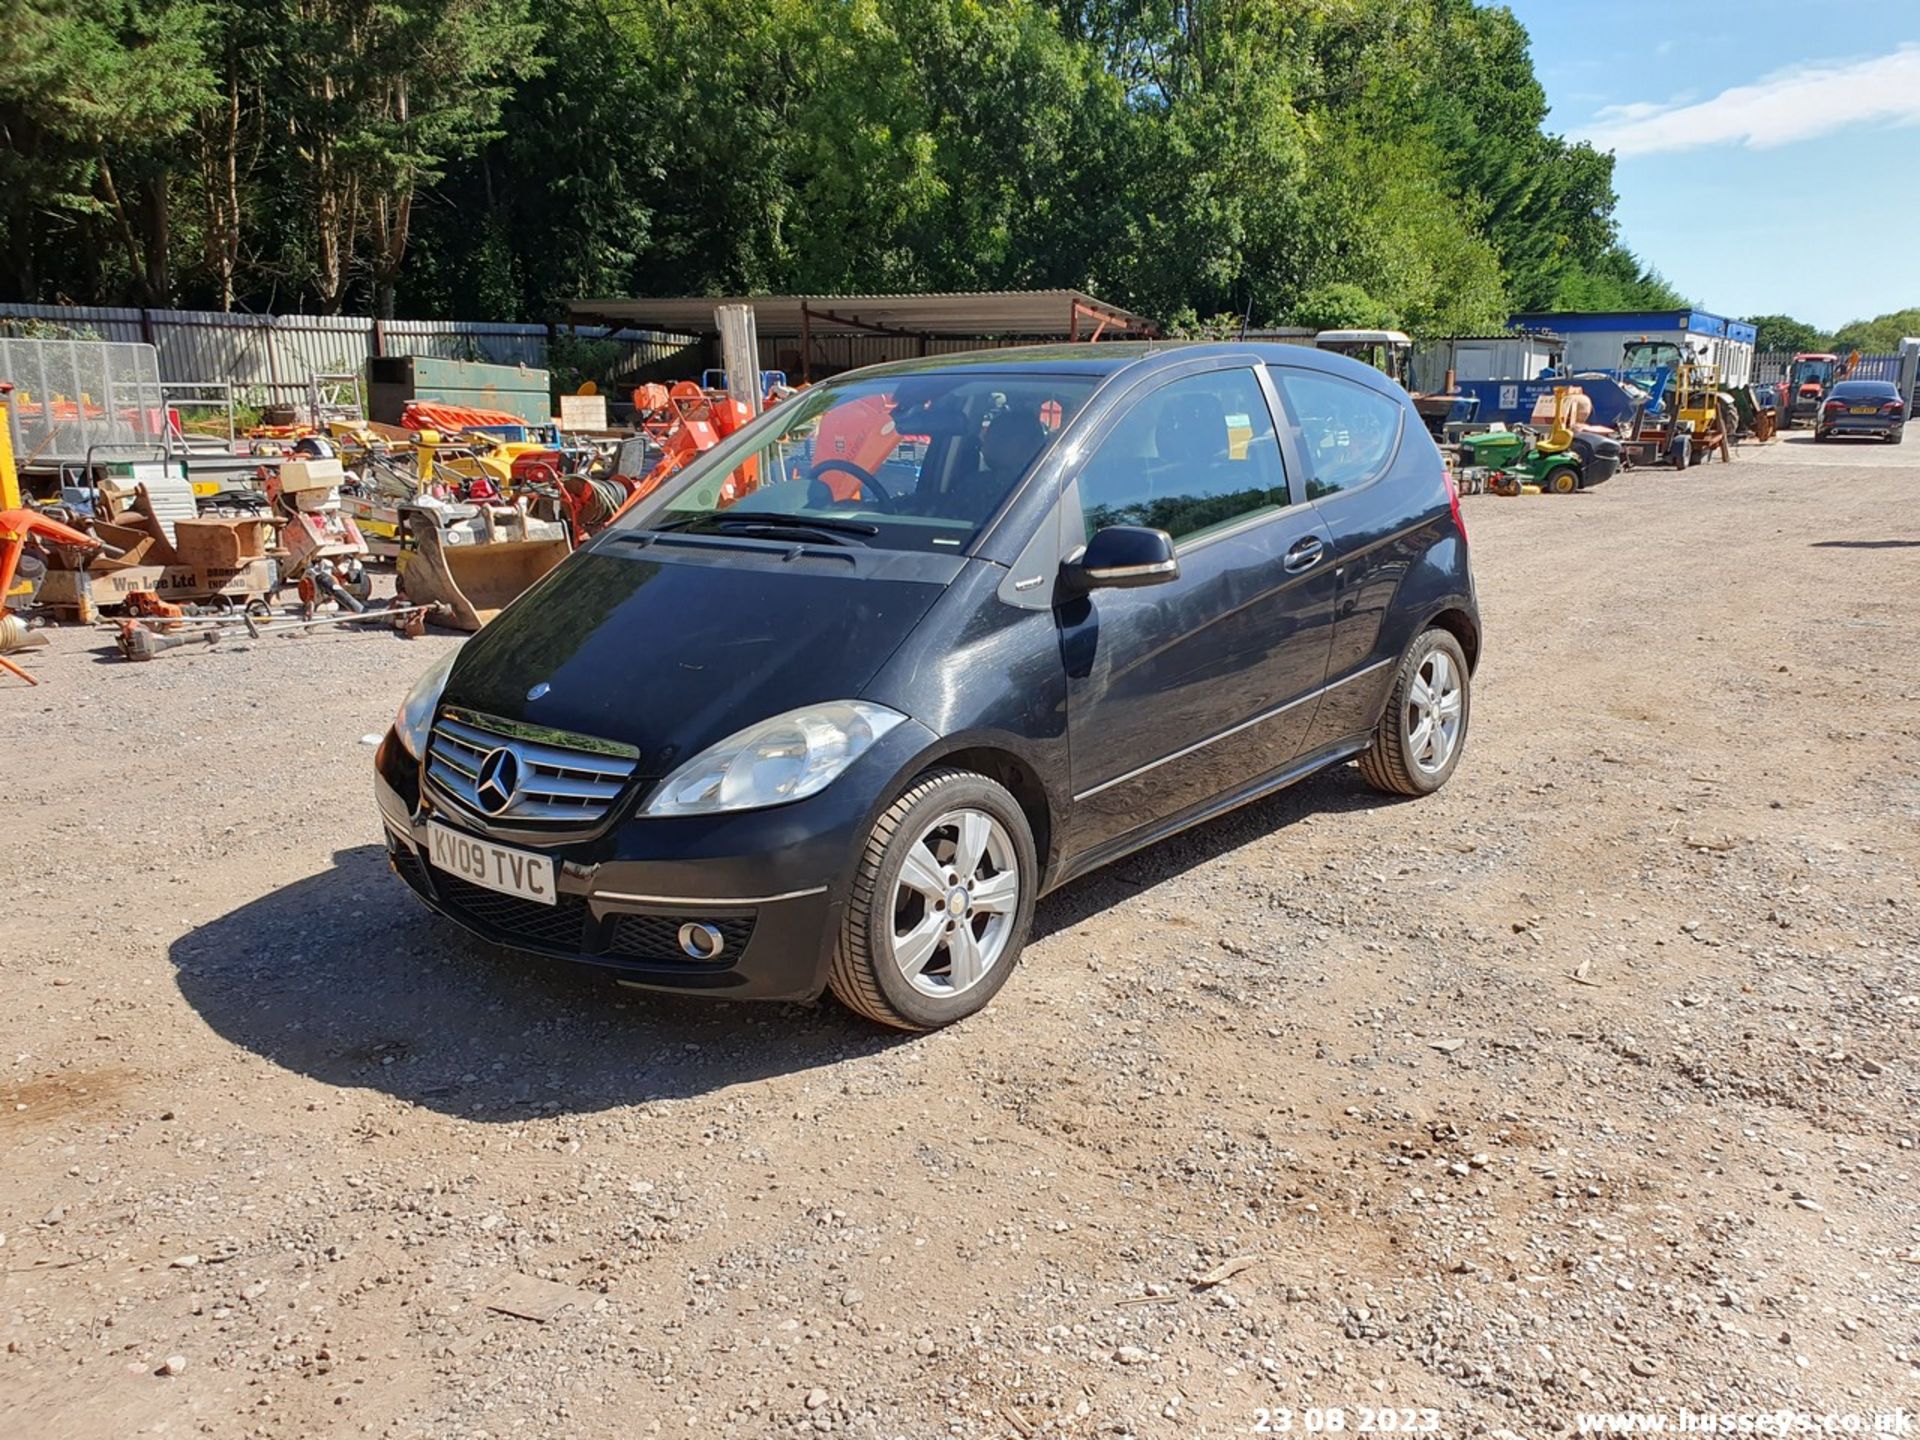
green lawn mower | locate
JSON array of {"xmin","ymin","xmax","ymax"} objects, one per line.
[{"xmin": 1453, "ymin": 387, "xmax": 1621, "ymax": 496}]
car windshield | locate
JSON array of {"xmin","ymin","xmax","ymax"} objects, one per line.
[{"xmin": 620, "ymin": 371, "xmax": 1098, "ymax": 553}]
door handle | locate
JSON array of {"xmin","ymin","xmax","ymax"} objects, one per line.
[{"xmin": 1283, "ymin": 536, "xmax": 1325, "ymax": 573}]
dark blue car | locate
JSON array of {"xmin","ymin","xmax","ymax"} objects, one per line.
[
  {"xmin": 375, "ymin": 343, "xmax": 1481, "ymax": 1030},
  {"xmin": 1816, "ymin": 379, "xmax": 1906, "ymax": 443}
]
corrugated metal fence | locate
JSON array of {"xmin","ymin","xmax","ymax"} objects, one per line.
[
  {"xmin": 0, "ymin": 303, "xmax": 701, "ymax": 406},
  {"xmin": 1753, "ymin": 350, "xmax": 1904, "ymax": 385}
]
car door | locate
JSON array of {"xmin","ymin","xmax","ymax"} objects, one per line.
[
  {"xmin": 1056, "ymin": 361, "xmax": 1338, "ymax": 866},
  {"xmin": 1265, "ymin": 363, "xmax": 1447, "ymax": 753}
]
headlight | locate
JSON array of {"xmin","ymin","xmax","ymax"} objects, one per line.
[
  {"xmin": 393, "ymin": 650, "xmax": 458, "ymax": 760},
  {"xmin": 644, "ymin": 701, "xmax": 905, "ymax": 817}
]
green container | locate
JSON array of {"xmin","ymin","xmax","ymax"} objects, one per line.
[{"xmin": 368, "ymin": 356, "xmax": 551, "ymax": 425}]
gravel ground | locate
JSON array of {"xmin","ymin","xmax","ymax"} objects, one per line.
[{"xmin": 2, "ymin": 432, "xmax": 1916, "ymax": 1439}]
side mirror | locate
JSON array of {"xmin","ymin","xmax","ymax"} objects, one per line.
[{"xmin": 1061, "ymin": 525, "xmax": 1179, "ymax": 592}]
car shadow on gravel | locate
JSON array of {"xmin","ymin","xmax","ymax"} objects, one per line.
[
  {"xmin": 1032, "ymin": 761, "xmax": 1390, "ymax": 939},
  {"xmin": 170, "ymin": 763, "xmax": 1391, "ymax": 1118},
  {"xmin": 169, "ymin": 844, "xmax": 909, "ymax": 1118}
]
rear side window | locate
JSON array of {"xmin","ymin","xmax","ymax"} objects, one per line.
[
  {"xmin": 1074, "ymin": 368, "xmax": 1290, "ymax": 545},
  {"xmin": 1269, "ymin": 368, "xmax": 1403, "ymax": 499}
]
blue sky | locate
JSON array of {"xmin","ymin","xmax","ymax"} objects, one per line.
[{"xmin": 1506, "ymin": 0, "xmax": 1920, "ymax": 331}]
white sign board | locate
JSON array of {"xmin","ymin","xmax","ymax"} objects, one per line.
[{"xmin": 559, "ymin": 394, "xmax": 608, "ymax": 431}]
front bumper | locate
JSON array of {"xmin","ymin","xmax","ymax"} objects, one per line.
[{"xmin": 374, "ymin": 719, "xmax": 934, "ymax": 1002}]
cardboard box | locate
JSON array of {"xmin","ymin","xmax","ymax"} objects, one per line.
[
  {"xmin": 559, "ymin": 393, "xmax": 608, "ymax": 431},
  {"xmin": 36, "ymin": 557, "xmax": 279, "ymax": 623},
  {"xmin": 278, "ymin": 458, "xmax": 346, "ymax": 492},
  {"xmin": 172, "ymin": 517, "xmax": 271, "ymax": 569}
]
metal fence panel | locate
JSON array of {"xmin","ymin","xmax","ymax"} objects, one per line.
[
  {"xmin": 2, "ymin": 305, "xmax": 709, "ymax": 406},
  {"xmin": 387, "ymin": 319, "xmax": 548, "ymax": 366},
  {"xmin": 557, "ymin": 325, "xmax": 704, "ymax": 379},
  {"xmin": 0, "ymin": 303, "xmax": 148, "ymax": 344},
  {"xmin": 1755, "ymin": 350, "xmax": 1901, "ymax": 386},
  {"xmin": 0, "ymin": 336, "xmax": 167, "ymax": 467}
]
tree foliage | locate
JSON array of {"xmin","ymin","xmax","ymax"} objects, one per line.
[
  {"xmin": 1, "ymin": 0, "xmax": 1689, "ymax": 337},
  {"xmin": 1743, "ymin": 313, "xmax": 1829, "ymax": 354},
  {"xmin": 1830, "ymin": 308, "xmax": 1920, "ymax": 355}
]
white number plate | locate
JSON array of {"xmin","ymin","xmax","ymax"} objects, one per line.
[{"xmin": 427, "ymin": 822, "xmax": 556, "ymax": 906}]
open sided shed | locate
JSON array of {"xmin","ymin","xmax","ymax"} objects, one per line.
[{"xmin": 566, "ymin": 290, "xmax": 1158, "ymax": 381}]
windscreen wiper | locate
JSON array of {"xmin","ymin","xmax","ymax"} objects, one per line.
[
  {"xmin": 645, "ymin": 511, "xmax": 881, "ymax": 539},
  {"xmin": 705, "ymin": 512, "xmax": 880, "ymax": 540}
]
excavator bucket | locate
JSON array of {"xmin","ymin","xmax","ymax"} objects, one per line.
[{"xmin": 397, "ymin": 506, "xmax": 571, "ymax": 632}]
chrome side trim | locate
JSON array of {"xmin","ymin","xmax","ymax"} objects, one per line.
[
  {"xmin": 1084, "ymin": 559, "xmax": 1178, "ymax": 582},
  {"xmin": 1072, "ymin": 657, "xmax": 1395, "ymax": 802},
  {"xmin": 592, "ymin": 884, "xmax": 828, "ymax": 907}
]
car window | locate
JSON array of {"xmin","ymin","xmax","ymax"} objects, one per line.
[
  {"xmin": 1269, "ymin": 368, "xmax": 1403, "ymax": 499},
  {"xmin": 620, "ymin": 372, "xmax": 1095, "ymax": 554},
  {"xmin": 1074, "ymin": 368, "xmax": 1290, "ymax": 546}
]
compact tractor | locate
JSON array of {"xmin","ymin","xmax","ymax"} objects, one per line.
[{"xmin": 1779, "ymin": 351, "xmax": 1858, "ymax": 428}]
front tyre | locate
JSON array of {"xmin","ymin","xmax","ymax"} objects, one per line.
[
  {"xmin": 1359, "ymin": 628, "xmax": 1471, "ymax": 798},
  {"xmin": 828, "ymin": 768, "xmax": 1038, "ymax": 1031}
]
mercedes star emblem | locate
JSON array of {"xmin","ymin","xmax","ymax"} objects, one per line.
[{"xmin": 474, "ymin": 746, "xmax": 522, "ymax": 815}]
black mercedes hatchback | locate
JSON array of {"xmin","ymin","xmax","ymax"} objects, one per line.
[{"xmin": 376, "ymin": 342, "xmax": 1480, "ymax": 1029}]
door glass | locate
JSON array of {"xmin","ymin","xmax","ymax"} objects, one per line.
[
  {"xmin": 1074, "ymin": 369, "xmax": 1289, "ymax": 545},
  {"xmin": 1269, "ymin": 368, "xmax": 1404, "ymax": 498}
]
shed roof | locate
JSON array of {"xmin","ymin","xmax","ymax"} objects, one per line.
[{"xmin": 566, "ymin": 289, "xmax": 1157, "ymax": 339}]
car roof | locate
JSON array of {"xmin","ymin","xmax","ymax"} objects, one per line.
[
  {"xmin": 823, "ymin": 340, "xmax": 1391, "ymax": 387},
  {"xmin": 1831, "ymin": 377, "xmax": 1896, "ymax": 391}
]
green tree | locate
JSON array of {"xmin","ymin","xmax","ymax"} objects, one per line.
[
  {"xmin": 0, "ymin": 0, "xmax": 215, "ymax": 303},
  {"xmin": 1292, "ymin": 283, "xmax": 1401, "ymax": 333},
  {"xmin": 277, "ymin": 0, "xmax": 541, "ymax": 314},
  {"xmin": 1743, "ymin": 313, "xmax": 1829, "ymax": 354},
  {"xmin": 1830, "ymin": 308, "xmax": 1920, "ymax": 354}
]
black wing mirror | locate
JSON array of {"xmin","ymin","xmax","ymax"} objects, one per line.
[{"xmin": 1061, "ymin": 525, "xmax": 1179, "ymax": 592}]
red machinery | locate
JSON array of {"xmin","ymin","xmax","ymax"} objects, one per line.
[
  {"xmin": 616, "ymin": 381, "xmax": 757, "ymax": 515},
  {"xmin": 0, "ymin": 508, "xmax": 100, "ymax": 684},
  {"xmin": 400, "ymin": 400, "xmax": 529, "ymax": 432}
]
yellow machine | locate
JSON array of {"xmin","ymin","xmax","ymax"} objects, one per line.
[
  {"xmin": 395, "ymin": 504, "xmax": 570, "ymax": 632},
  {"xmin": 1, "ymin": 382, "xmax": 20, "ymax": 511}
]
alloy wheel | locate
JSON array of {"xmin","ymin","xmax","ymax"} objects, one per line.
[
  {"xmin": 887, "ymin": 807, "xmax": 1021, "ymax": 998},
  {"xmin": 1407, "ymin": 649, "xmax": 1464, "ymax": 775}
]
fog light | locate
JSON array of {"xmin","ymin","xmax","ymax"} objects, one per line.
[{"xmin": 677, "ymin": 922, "xmax": 726, "ymax": 961}]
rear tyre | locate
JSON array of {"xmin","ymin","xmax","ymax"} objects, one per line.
[
  {"xmin": 1359, "ymin": 628, "xmax": 1471, "ymax": 798},
  {"xmin": 828, "ymin": 768, "xmax": 1038, "ymax": 1031},
  {"xmin": 1886, "ymin": 429, "xmax": 1904, "ymax": 445}
]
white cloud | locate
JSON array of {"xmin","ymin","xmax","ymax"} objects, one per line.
[{"xmin": 1575, "ymin": 44, "xmax": 1920, "ymax": 156}]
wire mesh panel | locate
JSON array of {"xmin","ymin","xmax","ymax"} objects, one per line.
[{"xmin": 0, "ymin": 337, "xmax": 169, "ymax": 468}]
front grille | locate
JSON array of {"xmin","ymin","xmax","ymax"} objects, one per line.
[
  {"xmin": 426, "ymin": 706, "xmax": 640, "ymax": 828},
  {"xmin": 608, "ymin": 912, "xmax": 756, "ymax": 963},
  {"xmin": 433, "ymin": 873, "xmax": 591, "ymax": 950}
]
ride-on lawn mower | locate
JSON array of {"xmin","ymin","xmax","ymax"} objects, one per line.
[{"xmin": 1453, "ymin": 387, "xmax": 1620, "ymax": 495}]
